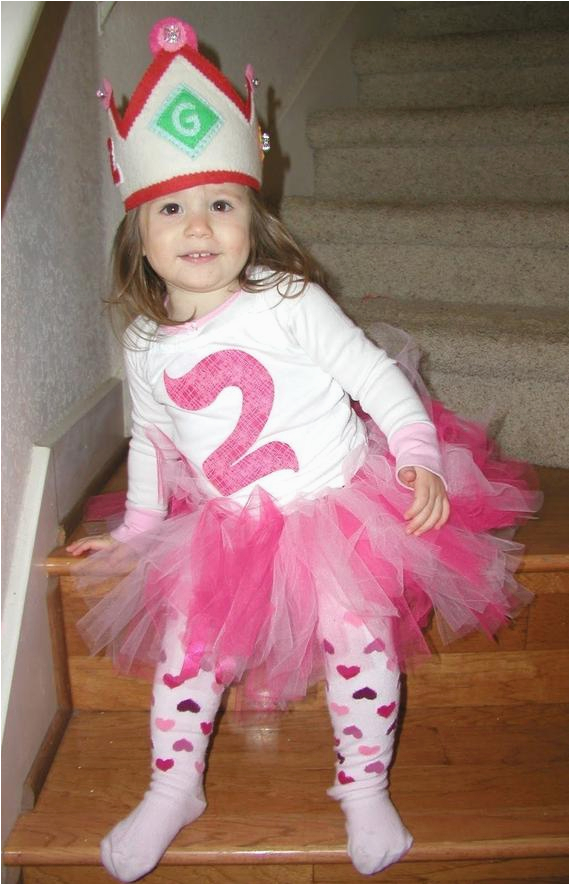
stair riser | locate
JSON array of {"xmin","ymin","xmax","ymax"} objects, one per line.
[
  {"xmin": 386, "ymin": 1, "xmax": 569, "ymax": 39},
  {"xmin": 60, "ymin": 572, "xmax": 568, "ymax": 711},
  {"xmin": 304, "ymin": 243, "xmax": 568, "ymax": 309},
  {"xmin": 358, "ymin": 65, "xmax": 568, "ymax": 110},
  {"xmin": 281, "ymin": 200, "xmax": 569, "ymax": 249},
  {"xmin": 307, "ymin": 106, "xmax": 566, "ymax": 150},
  {"xmin": 314, "ymin": 145, "xmax": 568, "ymax": 203},
  {"xmin": 353, "ymin": 30, "xmax": 568, "ymax": 74},
  {"xmin": 357, "ymin": 301, "xmax": 566, "ymax": 383},
  {"xmin": 424, "ymin": 371, "xmax": 568, "ymax": 468},
  {"xmin": 18, "ymin": 855, "xmax": 570, "ymax": 883}
]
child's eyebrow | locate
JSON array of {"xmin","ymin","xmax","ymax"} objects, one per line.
[{"xmin": 212, "ymin": 189, "xmax": 245, "ymax": 202}]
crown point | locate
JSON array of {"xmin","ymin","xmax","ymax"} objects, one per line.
[
  {"xmin": 245, "ymin": 64, "xmax": 259, "ymax": 89},
  {"xmin": 96, "ymin": 79, "xmax": 112, "ymax": 109},
  {"xmin": 149, "ymin": 18, "xmax": 197, "ymax": 56}
]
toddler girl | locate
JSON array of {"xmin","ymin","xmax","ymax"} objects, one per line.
[{"xmin": 69, "ymin": 18, "xmax": 541, "ymax": 884}]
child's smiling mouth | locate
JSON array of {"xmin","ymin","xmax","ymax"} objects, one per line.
[{"xmin": 181, "ymin": 251, "xmax": 217, "ymax": 261}]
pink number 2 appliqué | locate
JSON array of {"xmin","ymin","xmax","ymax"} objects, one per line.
[{"xmin": 164, "ymin": 349, "xmax": 299, "ymax": 495}]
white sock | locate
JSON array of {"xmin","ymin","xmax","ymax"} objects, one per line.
[
  {"xmin": 100, "ymin": 789, "xmax": 206, "ymax": 883},
  {"xmin": 100, "ymin": 618, "xmax": 222, "ymax": 882},
  {"xmin": 341, "ymin": 792, "xmax": 413, "ymax": 875},
  {"xmin": 322, "ymin": 609, "xmax": 413, "ymax": 875}
]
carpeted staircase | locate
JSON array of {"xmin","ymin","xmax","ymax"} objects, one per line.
[{"xmin": 281, "ymin": 0, "xmax": 568, "ymax": 467}]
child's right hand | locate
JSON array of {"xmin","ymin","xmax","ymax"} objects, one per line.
[{"xmin": 66, "ymin": 533, "xmax": 117, "ymax": 557}]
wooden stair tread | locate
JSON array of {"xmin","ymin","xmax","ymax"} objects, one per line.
[
  {"xmin": 5, "ymin": 704, "xmax": 568, "ymax": 867},
  {"xmin": 45, "ymin": 466, "xmax": 569, "ymax": 575}
]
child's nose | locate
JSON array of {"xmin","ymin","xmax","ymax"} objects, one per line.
[{"xmin": 184, "ymin": 210, "xmax": 212, "ymax": 236}]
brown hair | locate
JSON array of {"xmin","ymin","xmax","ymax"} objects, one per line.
[{"xmin": 106, "ymin": 189, "xmax": 328, "ymax": 336}]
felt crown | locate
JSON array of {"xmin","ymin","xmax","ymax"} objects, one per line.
[{"xmin": 98, "ymin": 18, "xmax": 265, "ymax": 211}]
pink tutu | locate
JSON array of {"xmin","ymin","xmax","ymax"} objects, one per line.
[{"xmin": 75, "ymin": 327, "xmax": 542, "ymax": 707}]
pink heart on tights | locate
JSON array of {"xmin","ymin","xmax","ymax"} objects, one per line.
[
  {"xmin": 338, "ymin": 771, "xmax": 355, "ymax": 785},
  {"xmin": 155, "ymin": 718, "xmax": 175, "ymax": 731},
  {"xmin": 195, "ymin": 761, "xmax": 205, "ymax": 774},
  {"xmin": 163, "ymin": 673, "xmax": 186, "ymax": 689},
  {"xmin": 337, "ymin": 664, "xmax": 361, "ymax": 680},
  {"xmin": 330, "ymin": 703, "xmax": 350, "ymax": 716},
  {"xmin": 364, "ymin": 761, "xmax": 385, "ymax": 775},
  {"xmin": 201, "ymin": 721, "xmax": 213, "ymax": 735},
  {"xmin": 358, "ymin": 745, "xmax": 381, "ymax": 756},
  {"xmin": 343, "ymin": 725, "xmax": 363, "ymax": 739},
  {"xmin": 323, "ymin": 639, "xmax": 335, "ymax": 654},
  {"xmin": 343, "ymin": 611, "xmax": 364, "ymax": 627},
  {"xmin": 173, "ymin": 739, "xmax": 193, "ymax": 752},
  {"xmin": 177, "ymin": 698, "xmax": 201, "ymax": 713},
  {"xmin": 364, "ymin": 638, "xmax": 385, "ymax": 654},
  {"xmin": 377, "ymin": 702, "xmax": 396, "ymax": 718},
  {"xmin": 159, "ymin": 650, "xmax": 167, "ymax": 663},
  {"xmin": 156, "ymin": 758, "xmax": 174, "ymax": 772},
  {"xmin": 334, "ymin": 737, "xmax": 340, "ymax": 746}
]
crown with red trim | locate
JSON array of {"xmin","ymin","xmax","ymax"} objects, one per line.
[{"xmin": 98, "ymin": 18, "xmax": 266, "ymax": 211}]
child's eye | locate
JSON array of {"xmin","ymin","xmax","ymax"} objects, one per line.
[
  {"xmin": 160, "ymin": 203, "xmax": 182, "ymax": 216},
  {"xmin": 211, "ymin": 200, "xmax": 232, "ymax": 212}
]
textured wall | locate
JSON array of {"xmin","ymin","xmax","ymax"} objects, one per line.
[{"xmin": 1, "ymin": 3, "xmax": 116, "ymax": 605}]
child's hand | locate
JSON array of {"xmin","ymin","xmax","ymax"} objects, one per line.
[
  {"xmin": 398, "ymin": 466, "xmax": 450, "ymax": 536},
  {"xmin": 66, "ymin": 533, "xmax": 117, "ymax": 557}
]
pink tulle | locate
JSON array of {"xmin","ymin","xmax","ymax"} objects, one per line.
[{"xmin": 74, "ymin": 326, "xmax": 542, "ymax": 708}]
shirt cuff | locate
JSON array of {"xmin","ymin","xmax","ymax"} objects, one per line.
[
  {"xmin": 388, "ymin": 422, "xmax": 447, "ymax": 490},
  {"xmin": 110, "ymin": 506, "xmax": 167, "ymax": 542}
]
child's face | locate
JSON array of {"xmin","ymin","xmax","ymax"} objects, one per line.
[{"xmin": 139, "ymin": 183, "xmax": 251, "ymax": 310}]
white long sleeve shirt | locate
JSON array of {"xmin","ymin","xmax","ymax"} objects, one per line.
[{"xmin": 114, "ymin": 276, "xmax": 444, "ymax": 539}]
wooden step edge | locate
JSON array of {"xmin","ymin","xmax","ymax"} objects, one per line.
[
  {"xmin": 4, "ymin": 834, "xmax": 568, "ymax": 868},
  {"xmin": 518, "ymin": 552, "xmax": 569, "ymax": 573},
  {"xmin": 43, "ymin": 547, "xmax": 569, "ymax": 577}
]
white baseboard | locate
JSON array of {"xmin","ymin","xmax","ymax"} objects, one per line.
[{"xmin": 1, "ymin": 377, "xmax": 124, "ymax": 846}]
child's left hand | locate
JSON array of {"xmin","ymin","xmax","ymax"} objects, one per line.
[{"xmin": 398, "ymin": 466, "xmax": 450, "ymax": 536}]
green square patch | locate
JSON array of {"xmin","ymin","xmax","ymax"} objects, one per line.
[{"xmin": 153, "ymin": 86, "xmax": 222, "ymax": 156}]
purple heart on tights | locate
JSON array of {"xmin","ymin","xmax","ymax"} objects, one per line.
[
  {"xmin": 177, "ymin": 698, "xmax": 201, "ymax": 713},
  {"xmin": 353, "ymin": 687, "xmax": 377, "ymax": 701},
  {"xmin": 173, "ymin": 739, "xmax": 193, "ymax": 752},
  {"xmin": 323, "ymin": 639, "xmax": 335, "ymax": 654},
  {"xmin": 336, "ymin": 753, "xmax": 345, "ymax": 764},
  {"xmin": 338, "ymin": 771, "xmax": 355, "ymax": 785},
  {"xmin": 364, "ymin": 761, "xmax": 385, "ymax": 775},
  {"xmin": 343, "ymin": 725, "xmax": 363, "ymax": 739}
]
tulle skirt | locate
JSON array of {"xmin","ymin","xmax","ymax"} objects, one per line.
[{"xmin": 74, "ymin": 326, "xmax": 542, "ymax": 708}]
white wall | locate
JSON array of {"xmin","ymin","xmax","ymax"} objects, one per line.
[
  {"xmin": 1, "ymin": 1, "xmax": 44, "ymax": 109},
  {"xmin": 1, "ymin": 0, "xmax": 120, "ymax": 852},
  {"xmin": 1, "ymin": 3, "xmax": 117, "ymax": 609}
]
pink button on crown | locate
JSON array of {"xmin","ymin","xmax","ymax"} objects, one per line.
[{"xmin": 149, "ymin": 17, "xmax": 198, "ymax": 55}]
